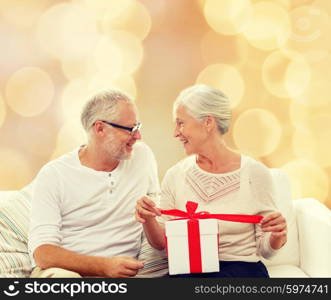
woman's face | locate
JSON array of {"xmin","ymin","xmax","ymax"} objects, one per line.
[{"xmin": 174, "ymin": 105, "xmax": 208, "ymax": 155}]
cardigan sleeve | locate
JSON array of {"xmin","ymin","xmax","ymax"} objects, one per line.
[{"xmin": 249, "ymin": 161, "xmax": 279, "ymax": 259}]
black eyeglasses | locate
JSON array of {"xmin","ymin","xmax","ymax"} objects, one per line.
[{"xmin": 97, "ymin": 120, "xmax": 142, "ymax": 136}]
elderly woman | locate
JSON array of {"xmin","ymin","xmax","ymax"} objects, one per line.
[{"xmin": 136, "ymin": 84, "xmax": 287, "ymax": 277}]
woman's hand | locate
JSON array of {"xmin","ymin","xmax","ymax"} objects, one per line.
[
  {"xmin": 261, "ymin": 212, "xmax": 287, "ymax": 250},
  {"xmin": 135, "ymin": 197, "xmax": 161, "ymax": 223}
]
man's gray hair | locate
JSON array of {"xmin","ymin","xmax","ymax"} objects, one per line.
[
  {"xmin": 173, "ymin": 84, "xmax": 231, "ymax": 134},
  {"xmin": 81, "ymin": 89, "xmax": 134, "ymax": 133}
]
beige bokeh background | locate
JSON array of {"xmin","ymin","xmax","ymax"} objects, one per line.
[{"xmin": 0, "ymin": 0, "xmax": 330, "ymax": 209}]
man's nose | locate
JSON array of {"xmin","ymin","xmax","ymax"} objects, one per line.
[{"xmin": 132, "ymin": 130, "xmax": 141, "ymax": 140}]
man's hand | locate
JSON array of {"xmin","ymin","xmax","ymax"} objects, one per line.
[
  {"xmin": 261, "ymin": 212, "xmax": 287, "ymax": 250},
  {"xmin": 135, "ymin": 197, "xmax": 161, "ymax": 223},
  {"xmin": 103, "ymin": 257, "xmax": 144, "ymax": 277}
]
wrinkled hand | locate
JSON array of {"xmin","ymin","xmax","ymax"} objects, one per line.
[
  {"xmin": 135, "ymin": 197, "xmax": 161, "ymax": 223},
  {"xmin": 103, "ymin": 257, "xmax": 144, "ymax": 278},
  {"xmin": 261, "ymin": 212, "xmax": 287, "ymax": 250}
]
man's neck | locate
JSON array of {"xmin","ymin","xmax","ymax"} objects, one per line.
[{"xmin": 78, "ymin": 145, "xmax": 119, "ymax": 172}]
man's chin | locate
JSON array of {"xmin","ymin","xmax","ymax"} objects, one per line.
[
  {"xmin": 114, "ymin": 144, "xmax": 135, "ymax": 161},
  {"xmin": 121, "ymin": 154, "xmax": 131, "ymax": 160},
  {"xmin": 117, "ymin": 151, "xmax": 132, "ymax": 161}
]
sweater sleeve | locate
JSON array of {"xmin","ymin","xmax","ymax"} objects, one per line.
[
  {"xmin": 250, "ymin": 161, "xmax": 279, "ymax": 259},
  {"xmin": 157, "ymin": 167, "xmax": 177, "ymax": 223},
  {"xmin": 145, "ymin": 145, "xmax": 161, "ymax": 206},
  {"xmin": 28, "ymin": 164, "xmax": 63, "ymax": 260}
]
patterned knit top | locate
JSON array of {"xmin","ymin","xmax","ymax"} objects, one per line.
[{"xmin": 185, "ymin": 163, "xmax": 240, "ymax": 203}]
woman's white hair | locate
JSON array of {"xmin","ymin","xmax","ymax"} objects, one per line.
[
  {"xmin": 173, "ymin": 84, "xmax": 231, "ymax": 134},
  {"xmin": 81, "ymin": 89, "xmax": 133, "ymax": 133}
]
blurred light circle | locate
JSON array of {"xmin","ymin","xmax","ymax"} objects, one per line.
[
  {"xmin": 61, "ymin": 76, "xmax": 137, "ymax": 123},
  {"xmin": 262, "ymin": 125, "xmax": 295, "ymax": 168},
  {"xmin": 101, "ymin": 1, "xmax": 152, "ymax": 41},
  {"xmin": 0, "ymin": 148, "xmax": 32, "ymax": 189},
  {"xmin": 282, "ymin": 6, "xmax": 331, "ymax": 62},
  {"xmin": 242, "ymin": 2, "xmax": 291, "ymax": 51},
  {"xmin": 18, "ymin": 120, "xmax": 57, "ymax": 158},
  {"xmin": 313, "ymin": 0, "xmax": 331, "ymax": 13},
  {"xmin": 289, "ymin": 101, "xmax": 310, "ymax": 129},
  {"xmin": 196, "ymin": 64, "xmax": 244, "ymax": 108},
  {"xmin": 138, "ymin": 0, "xmax": 166, "ymax": 32},
  {"xmin": 90, "ymin": 31, "xmax": 143, "ymax": 76},
  {"xmin": 5, "ymin": 67, "xmax": 54, "ymax": 117},
  {"xmin": 293, "ymin": 54, "xmax": 331, "ymax": 106},
  {"xmin": 292, "ymin": 114, "xmax": 331, "ymax": 167},
  {"xmin": 200, "ymin": 30, "xmax": 248, "ymax": 67},
  {"xmin": 61, "ymin": 58, "xmax": 90, "ymax": 81},
  {"xmin": 284, "ymin": 56, "xmax": 311, "ymax": 99},
  {"xmin": 196, "ymin": 0, "xmax": 206, "ymax": 10},
  {"xmin": 83, "ymin": 0, "xmax": 132, "ymax": 20},
  {"xmin": 0, "ymin": 28, "xmax": 44, "ymax": 78},
  {"xmin": 289, "ymin": 100, "xmax": 331, "ymax": 129},
  {"xmin": 51, "ymin": 120, "xmax": 87, "ymax": 160},
  {"xmin": 233, "ymin": 109, "xmax": 282, "ymax": 157},
  {"xmin": 107, "ymin": 30, "xmax": 144, "ymax": 75},
  {"xmin": 282, "ymin": 159, "xmax": 329, "ymax": 203},
  {"xmin": 36, "ymin": 3, "xmax": 99, "ymax": 60},
  {"xmin": 203, "ymin": 0, "xmax": 252, "ymax": 35},
  {"xmin": 270, "ymin": 0, "xmax": 291, "ymax": 9},
  {"xmin": 262, "ymin": 51, "xmax": 310, "ymax": 98},
  {"xmin": 292, "ymin": 128, "xmax": 316, "ymax": 162},
  {"xmin": 61, "ymin": 79, "xmax": 90, "ymax": 123},
  {"xmin": 87, "ymin": 75, "xmax": 137, "ymax": 100},
  {"xmin": 0, "ymin": 0, "xmax": 53, "ymax": 29},
  {"xmin": 91, "ymin": 36, "xmax": 124, "ymax": 77},
  {"xmin": 0, "ymin": 95, "xmax": 6, "ymax": 128}
]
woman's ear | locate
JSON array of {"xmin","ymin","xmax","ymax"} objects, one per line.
[{"xmin": 204, "ymin": 115, "xmax": 215, "ymax": 132}]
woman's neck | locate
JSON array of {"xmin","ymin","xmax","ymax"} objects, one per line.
[{"xmin": 196, "ymin": 139, "xmax": 241, "ymax": 174}]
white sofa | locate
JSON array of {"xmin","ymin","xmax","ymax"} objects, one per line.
[{"xmin": 0, "ymin": 169, "xmax": 330, "ymax": 278}]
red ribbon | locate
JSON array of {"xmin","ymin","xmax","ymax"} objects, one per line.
[
  {"xmin": 161, "ymin": 201, "xmax": 263, "ymax": 273},
  {"xmin": 160, "ymin": 201, "xmax": 263, "ymax": 223}
]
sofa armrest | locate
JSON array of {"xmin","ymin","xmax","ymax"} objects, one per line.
[{"xmin": 294, "ymin": 198, "xmax": 331, "ymax": 277}]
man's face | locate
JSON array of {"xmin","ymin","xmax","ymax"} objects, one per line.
[{"xmin": 103, "ymin": 102, "xmax": 141, "ymax": 161}]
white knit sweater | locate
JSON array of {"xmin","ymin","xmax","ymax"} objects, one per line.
[{"xmin": 159, "ymin": 154, "xmax": 278, "ymax": 262}]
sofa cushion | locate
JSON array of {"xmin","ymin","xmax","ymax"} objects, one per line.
[
  {"xmin": 135, "ymin": 234, "xmax": 168, "ymax": 278},
  {"xmin": 0, "ymin": 186, "xmax": 32, "ymax": 277},
  {"xmin": 294, "ymin": 198, "xmax": 331, "ymax": 277},
  {"xmin": 267, "ymin": 265, "xmax": 308, "ymax": 278}
]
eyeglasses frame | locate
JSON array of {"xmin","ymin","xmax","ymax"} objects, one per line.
[{"xmin": 96, "ymin": 120, "xmax": 142, "ymax": 135}]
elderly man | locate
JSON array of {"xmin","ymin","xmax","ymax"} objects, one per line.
[{"xmin": 28, "ymin": 89, "xmax": 160, "ymax": 278}]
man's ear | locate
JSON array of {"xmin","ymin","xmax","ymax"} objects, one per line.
[{"xmin": 93, "ymin": 121, "xmax": 106, "ymax": 136}]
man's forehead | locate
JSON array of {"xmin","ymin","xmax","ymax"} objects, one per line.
[{"xmin": 117, "ymin": 102, "xmax": 138, "ymax": 121}]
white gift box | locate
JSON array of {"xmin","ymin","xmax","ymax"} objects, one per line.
[{"xmin": 165, "ymin": 218, "xmax": 219, "ymax": 275}]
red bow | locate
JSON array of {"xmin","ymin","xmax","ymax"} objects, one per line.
[{"xmin": 160, "ymin": 201, "xmax": 263, "ymax": 223}]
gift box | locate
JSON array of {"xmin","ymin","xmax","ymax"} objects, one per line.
[
  {"xmin": 165, "ymin": 218, "xmax": 219, "ymax": 275},
  {"xmin": 161, "ymin": 201, "xmax": 263, "ymax": 275}
]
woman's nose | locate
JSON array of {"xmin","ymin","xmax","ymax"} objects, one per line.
[{"xmin": 173, "ymin": 127, "xmax": 180, "ymax": 138}]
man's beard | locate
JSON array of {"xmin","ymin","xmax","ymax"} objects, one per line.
[{"xmin": 104, "ymin": 135, "xmax": 132, "ymax": 161}]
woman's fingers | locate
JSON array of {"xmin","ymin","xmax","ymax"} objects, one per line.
[
  {"xmin": 262, "ymin": 223, "xmax": 287, "ymax": 232},
  {"xmin": 261, "ymin": 212, "xmax": 287, "ymax": 232},
  {"xmin": 135, "ymin": 197, "xmax": 162, "ymax": 223},
  {"xmin": 138, "ymin": 197, "xmax": 161, "ymax": 216}
]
